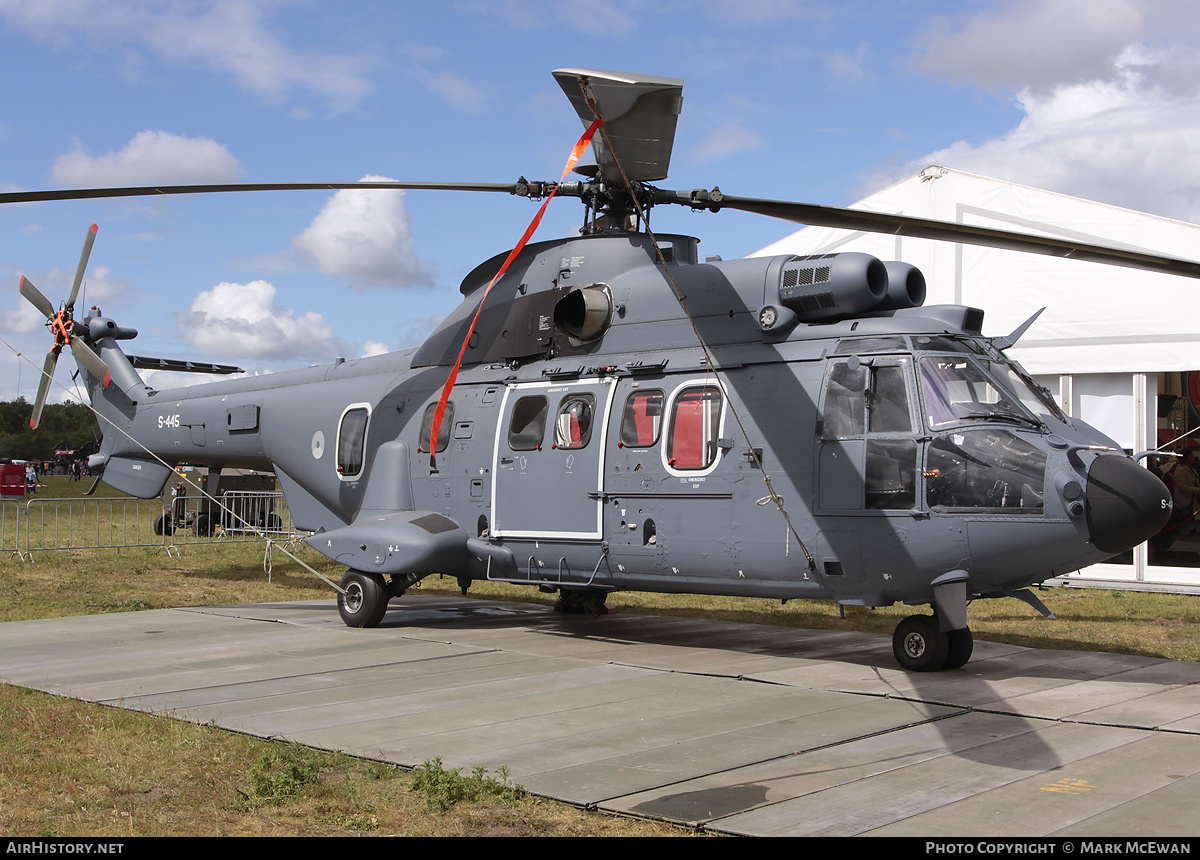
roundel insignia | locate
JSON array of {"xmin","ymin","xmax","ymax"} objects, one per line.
[{"xmin": 312, "ymin": 430, "xmax": 325, "ymax": 459}]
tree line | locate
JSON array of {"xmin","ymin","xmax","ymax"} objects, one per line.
[{"xmin": 0, "ymin": 398, "xmax": 101, "ymax": 461}]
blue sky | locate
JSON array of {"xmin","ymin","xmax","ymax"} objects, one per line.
[{"xmin": 2, "ymin": 1, "xmax": 1199, "ymax": 403}]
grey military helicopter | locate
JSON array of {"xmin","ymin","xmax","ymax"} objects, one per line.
[{"xmin": 9, "ymin": 69, "xmax": 1192, "ymax": 672}]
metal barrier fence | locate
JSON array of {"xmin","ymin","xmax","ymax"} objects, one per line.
[
  {"xmin": 6, "ymin": 491, "xmax": 295, "ymax": 560},
  {"xmin": 164, "ymin": 490, "xmax": 293, "ymax": 545},
  {"xmin": 2, "ymin": 498, "xmax": 22, "ymax": 560},
  {"xmin": 24, "ymin": 496, "xmax": 167, "ymax": 554}
]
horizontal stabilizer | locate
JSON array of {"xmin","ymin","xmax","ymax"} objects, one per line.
[
  {"xmin": 305, "ymin": 510, "xmax": 471, "ymax": 576},
  {"xmin": 127, "ymin": 355, "xmax": 244, "ymax": 375},
  {"xmin": 99, "ymin": 456, "xmax": 174, "ymax": 499}
]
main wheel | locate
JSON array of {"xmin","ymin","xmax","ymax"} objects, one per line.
[
  {"xmin": 893, "ymin": 614, "xmax": 949, "ymax": 672},
  {"xmin": 944, "ymin": 627, "xmax": 974, "ymax": 670},
  {"xmin": 554, "ymin": 588, "xmax": 610, "ymax": 617},
  {"xmin": 338, "ymin": 570, "xmax": 389, "ymax": 628}
]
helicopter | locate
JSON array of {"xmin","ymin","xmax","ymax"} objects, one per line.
[{"xmin": 8, "ymin": 68, "xmax": 1194, "ymax": 672}]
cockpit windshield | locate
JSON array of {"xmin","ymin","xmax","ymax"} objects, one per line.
[
  {"xmin": 918, "ymin": 355, "xmax": 1042, "ymax": 431},
  {"xmin": 981, "ymin": 359, "xmax": 1067, "ymax": 423}
]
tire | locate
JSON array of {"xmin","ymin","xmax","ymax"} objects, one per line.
[
  {"xmin": 194, "ymin": 513, "xmax": 213, "ymax": 537},
  {"xmin": 338, "ymin": 570, "xmax": 389, "ymax": 628},
  {"xmin": 555, "ymin": 588, "xmax": 609, "ymax": 617},
  {"xmin": 153, "ymin": 514, "xmax": 174, "ymax": 536},
  {"xmin": 892, "ymin": 614, "xmax": 949, "ymax": 672},
  {"xmin": 944, "ymin": 628, "xmax": 974, "ymax": 670}
]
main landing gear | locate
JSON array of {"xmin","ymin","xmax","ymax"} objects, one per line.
[
  {"xmin": 892, "ymin": 613, "xmax": 973, "ymax": 672},
  {"xmin": 552, "ymin": 586, "xmax": 611, "ymax": 617}
]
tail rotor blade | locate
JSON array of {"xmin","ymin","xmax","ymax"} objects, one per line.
[
  {"xmin": 67, "ymin": 223, "xmax": 98, "ymax": 311},
  {"xmin": 19, "ymin": 276, "xmax": 55, "ymax": 320},
  {"xmin": 71, "ymin": 340, "xmax": 112, "ymax": 388},
  {"xmin": 30, "ymin": 351, "xmax": 58, "ymax": 429}
]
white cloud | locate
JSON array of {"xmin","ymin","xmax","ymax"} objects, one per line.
[
  {"xmin": 885, "ymin": 45, "xmax": 1200, "ymax": 222},
  {"xmin": 362, "ymin": 339, "xmax": 389, "ymax": 357},
  {"xmin": 415, "ymin": 69, "xmax": 489, "ymax": 115},
  {"xmin": 881, "ymin": 3, "xmax": 1200, "ymax": 223},
  {"xmin": 53, "ymin": 130, "xmax": 240, "ymax": 188},
  {"xmin": 691, "ymin": 125, "xmax": 762, "ymax": 163},
  {"xmin": 456, "ymin": 0, "xmax": 638, "ymax": 36},
  {"xmin": 826, "ymin": 42, "xmax": 873, "ymax": 88},
  {"xmin": 395, "ymin": 314, "xmax": 446, "ymax": 350},
  {"xmin": 5, "ymin": 262, "xmax": 122, "ymax": 324},
  {"xmin": 913, "ymin": 0, "xmax": 1143, "ymax": 92},
  {"xmin": 291, "ymin": 175, "xmax": 435, "ymax": 290},
  {"xmin": 0, "ymin": 0, "xmax": 375, "ymax": 108},
  {"xmin": 179, "ymin": 279, "xmax": 346, "ymax": 362},
  {"xmin": 0, "ymin": 298, "xmax": 46, "ymax": 334}
]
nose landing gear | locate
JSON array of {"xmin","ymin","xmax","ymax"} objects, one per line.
[{"xmin": 892, "ymin": 614, "xmax": 973, "ymax": 672}]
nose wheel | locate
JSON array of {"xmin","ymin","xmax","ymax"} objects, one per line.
[
  {"xmin": 892, "ymin": 614, "xmax": 973, "ymax": 671},
  {"xmin": 338, "ymin": 570, "xmax": 389, "ymax": 628}
]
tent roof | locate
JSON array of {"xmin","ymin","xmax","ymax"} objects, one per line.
[{"xmin": 750, "ymin": 166, "xmax": 1200, "ymax": 375}]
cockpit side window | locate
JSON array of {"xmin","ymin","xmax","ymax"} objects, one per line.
[
  {"xmin": 820, "ymin": 360, "xmax": 917, "ymax": 511},
  {"xmin": 822, "ymin": 362, "xmax": 912, "ymax": 436},
  {"xmin": 869, "ymin": 366, "xmax": 911, "ymax": 433},
  {"xmin": 822, "ymin": 363, "xmax": 866, "ymax": 436}
]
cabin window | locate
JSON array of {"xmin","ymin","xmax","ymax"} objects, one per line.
[
  {"xmin": 337, "ymin": 406, "xmax": 369, "ymax": 478},
  {"xmin": 555, "ymin": 394, "xmax": 595, "ymax": 449},
  {"xmin": 418, "ymin": 401, "xmax": 454, "ymax": 453},
  {"xmin": 666, "ymin": 385, "xmax": 723, "ymax": 470},
  {"xmin": 619, "ymin": 390, "xmax": 664, "ymax": 448},
  {"xmin": 508, "ymin": 395, "xmax": 548, "ymax": 450}
]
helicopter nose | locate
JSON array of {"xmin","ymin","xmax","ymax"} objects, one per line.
[{"xmin": 1085, "ymin": 455, "xmax": 1171, "ymax": 554}]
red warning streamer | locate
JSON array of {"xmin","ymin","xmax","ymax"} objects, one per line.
[{"xmin": 427, "ymin": 117, "xmax": 603, "ymax": 470}]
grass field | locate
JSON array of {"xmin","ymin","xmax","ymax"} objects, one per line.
[{"xmin": 3, "ymin": 475, "xmax": 1200, "ymax": 835}]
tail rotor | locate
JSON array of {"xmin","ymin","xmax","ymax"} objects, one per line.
[{"xmin": 18, "ymin": 224, "xmax": 112, "ymax": 429}]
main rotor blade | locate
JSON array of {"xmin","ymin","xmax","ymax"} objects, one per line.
[
  {"xmin": 18, "ymin": 276, "xmax": 55, "ymax": 319},
  {"xmin": 0, "ymin": 181, "xmax": 524, "ymax": 206},
  {"xmin": 67, "ymin": 223, "xmax": 98, "ymax": 311},
  {"xmin": 714, "ymin": 194, "xmax": 1200, "ymax": 280},
  {"xmin": 30, "ymin": 351, "xmax": 57, "ymax": 429},
  {"xmin": 70, "ymin": 341, "xmax": 112, "ymax": 388}
]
